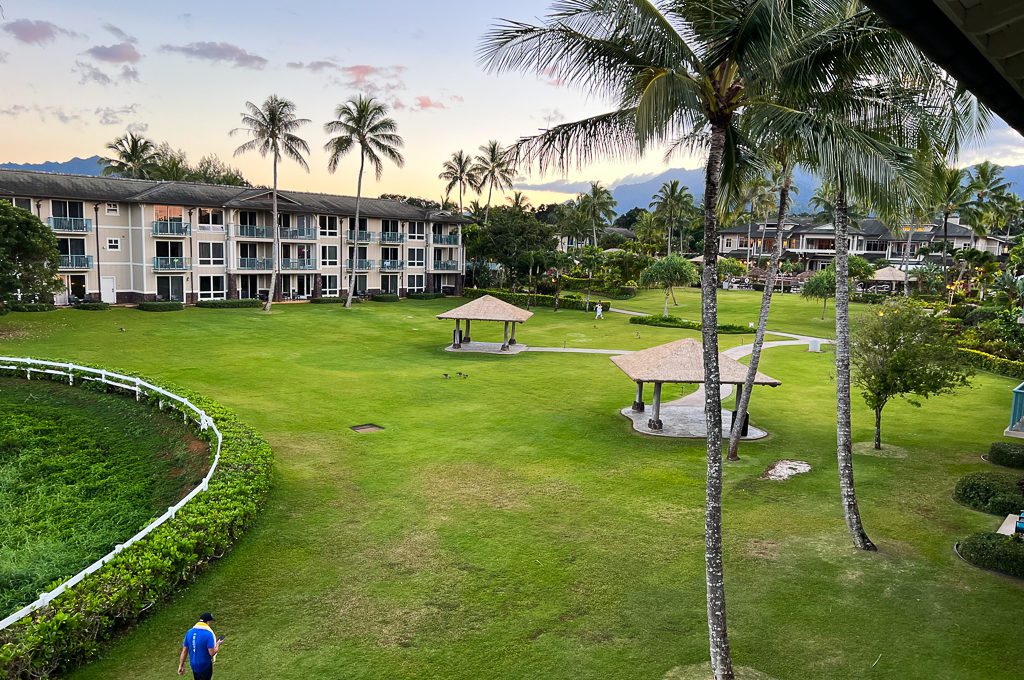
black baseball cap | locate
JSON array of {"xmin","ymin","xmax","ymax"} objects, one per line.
[{"xmin": 198, "ymin": 612, "xmax": 215, "ymax": 622}]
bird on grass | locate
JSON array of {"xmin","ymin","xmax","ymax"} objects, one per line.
[{"xmin": 442, "ymin": 373, "xmax": 450, "ymax": 379}]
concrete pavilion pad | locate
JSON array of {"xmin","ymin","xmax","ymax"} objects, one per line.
[
  {"xmin": 620, "ymin": 404, "xmax": 767, "ymax": 439},
  {"xmin": 444, "ymin": 342, "xmax": 528, "ymax": 355}
]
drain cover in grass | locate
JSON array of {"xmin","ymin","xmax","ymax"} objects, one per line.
[{"xmin": 350, "ymin": 423, "xmax": 384, "ymax": 433}]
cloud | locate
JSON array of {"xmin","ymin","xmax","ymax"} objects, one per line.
[
  {"xmin": 86, "ymin": 42, "xmax": 141, "ymax": 63},
  {"xmin": 127, "ymin": 121, "xmax": 149, "ymax": 135},
  {"xmin": 514, "ymin": 178, "xmax": 596, "ymax": 193},
  {"xmin": 289, "ymin": 58, "xmax": 407, "ymax": 97},
  {"xmin": 0, "ymin": 51, "xmax": 8, "ymax": 63},
  {"xmin": 0, "ymin": 103, "xmax": 142, "ymax": 128},
  {"xmin": 2, "ymin": 19, "xmax": 82, "ymax": 45},
  {"xmin": 119, "ymin": 65, "xmax": 140, "ymax": 82},
  {"xmin": 95, "ymin": 104, "xmax": 140, "ymax": 126},
  {"xmin": 75, "ymin": 60, "xmax": 113, "ymax": 86},
  {"xmin": 160, "ymin": 41, "xmax": 267, "ymax": 69},
  {"xmin": 960, "ymin": 116, "xmax": 1024, "ymax": 166},
  {"xmin": 0, "ymin": 104, "xmax": 82, "ymax": 124},
  {"xmin": 412, "ymin": 96, "xmax": 446, "ymax": 111},
  {"xmin": 102, "ymin": 24, "xmax": 136, "ymax": 43},
  {"xmin": 540, "ymin": 66, "xmax": 566, "ymax": 87},
  {"xmin": 286, "ymin": 60, "xmax": 340, "ymax": 73}
]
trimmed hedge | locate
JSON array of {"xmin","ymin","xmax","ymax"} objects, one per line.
[
  {"xmin": 629, "ymin": 315, "xmax": 749, "ymax": 334},
  {"xmin": 990, "ymin": 442, "xmax": 1024, "ymax": 469},
  {"xmin": 407, "ymin": 292, "xmax": 446, "ymax": 300},
  {"xmin": 8, "ymin": 303, "xmax": 55, "ymax": 313},
  {"xmin": 953, "ymin": 471, "xmax": 1024, "ymax": 515},
  {"xmin": 0, "ymin": 360, "xmax": 273, "ymax": 678},
  {"xmin": 851, "ymin": 292, "xmax": 887, "ymax": 304},
  {"xmin": 463, "ymin": 287, "xmax": 590, "ymax": 311},
  {"xmin": 72, "ymin": 302, "xmax": 109, "ymax": 311},
  {"xmin": 309, "ymin": 296, "xmax": 347, "ymax": 304},
  {"xmin": 195, "ymin": 299, "xmax": 262, "ymax": 309},
  {"xmin": 137, "ymin": 301, "xmax": 184, "ymax": 312},
  {"xmin": 959, "ymin": 532, "xmax": 1024, "ymax": 579},
  {"xmin": 369, "ymin": 293, "xmax": 400, "ymax": 302},
  {"xmin": 958, "ymin": 348, "xmax": 1024, "ymax": 380}
]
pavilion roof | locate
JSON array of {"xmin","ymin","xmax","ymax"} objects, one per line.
[
  {"xmin": 872, "ymin": 265, "xmax": 915, "ymax": 282},
  {"xmin": 436, "ymin": 295, "xmax": 534, "ymax": 323},
  {"xmin": 611, "ymin": 338, "xmax": 781, "ymax": 386}
]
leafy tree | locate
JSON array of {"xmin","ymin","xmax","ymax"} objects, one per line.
[
  {"xmin": 472, "ymin": 141, "xmax": 515, "ymax": 227},
  {"xmin": 231, "ymin": 95, "xmax": 311, "ymax": 311},
  {"xmin": 640, "ymin": 255, "xmax": 699, "ymax": 318},
  {"xmin": 101, "ymin": 131, "xmax": 160, "ymax": 179},
  {"xmin": 604, "ymin": 249, "xmax": 653, "ymax": 286},
  {"xmin": 613, "ymin": 206, "xmax": 649, "ymax": 232},
  {"xmin": 478, "ymin": 206, "xmax": 557, "ymax": 287},
  {"xmin": 852, "ymin": 299, "xmax": 972, "ymax": 449},
  {"xmin": 193, "ymin": 155, "xmax": 250, "ymax": 186},
  {"xmin": 554, "ymin": 198, "xmax": 589, "ymax": 250},
  {"xmin": 574, "ymin": 244, "xmax": 606, "ymax": 312},
  {"xmin": 631, "ymin": 211, "xmax": 664, "ymax": 256},
  {"xmin": 324, "ymin": 95, "xmax": 405, "ymax": 308},
  {"xmin": 718, "ymin": 258, "xmax": 746, "ymax": 282},
  {"xmin": 802, "ymin": 268, "xmax": 836, "ymax": 320},
  {"xmin": 438, "ymin": 150, "xmax": 479, "ymax": 214},
  {"xmin": 0, "ymin": 201, "xmax": 61, "ymax": 308},
  {"xmin": 580, "ymin": 181, "xmax": 617, "ymax": 246}
]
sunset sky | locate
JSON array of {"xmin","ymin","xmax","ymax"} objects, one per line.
[{"xmin": 3, "ymin": 0, "xmax": 1024, "ymax": 206}]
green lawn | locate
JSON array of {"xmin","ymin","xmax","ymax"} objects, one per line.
[{"xmin": 0, "ymin": 296, "xmax": 1019, "ymax": 680}]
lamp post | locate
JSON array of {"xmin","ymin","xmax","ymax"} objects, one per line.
[{"xmin": 93, "ymin": 202, "xmax": 102, "ymax": 302}]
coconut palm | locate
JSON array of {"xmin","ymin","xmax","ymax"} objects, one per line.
[
  {"xmin": 580, "ymin": 181, "xmax": 617, "ymax": 246},
  {"xmin": 100, "ymin": 132, "xmax": 160, "ymax": 179},
  {"xmin": 931, "ymin": 164, "xmax": 974, "ymax": 285},
  {"xmin": 507, "ymin": 190, "xmax": 532, "ymax": 214},
  {"xmin": 650, "ymin": 180, "xmax": 694, "ymax": 256},
  {"xmin": 231, "ymin": 95, "xmax": 310, "ymax": 311},
  {"xmin": 324, "ymin": 95, "xmax": 405, "ymax": 308},
  {"xmin": 439, "ymin": 150, "xmax": 479, "ymax": 215},
  {"xmin": 472, "ymin": 141, "xmax": 515, "ymax": 226}
]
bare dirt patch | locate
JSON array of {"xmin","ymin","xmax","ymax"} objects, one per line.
[
  {"xmin": 421, "ymin": 462, "xmax": 530, "ymax": 510},
  {"xmin": 747, "ymin": 538, "xmax": 781, "ymax": 561},
  {"xmin": 852, "ymin": 442, "xmax": 907, "ymax": 458},
  {"xmin": 761, "ymin": 459, "xmax": 811, "ymax": 481}
]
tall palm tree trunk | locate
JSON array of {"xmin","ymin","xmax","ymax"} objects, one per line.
[
  {"xmin": 727, "ymin": 170, "xmax": 793, "ymax": 460},
  {"xmin": 702, "ymin": 122, "xmax": 735, "ymax": 680},
  {"xmin": 835, "ymin": 172, "xmax": 876, "ymax": 552},
  {"xmin": 265, "ymin": 150, "xmax": 280, "ymax": 312},
  {"xmin": 485, "ymin": 182, "xmax": 494, "ymax": 226},
  {"xmin": 941, "ymin": 211, "xmax": 950, "ymax": 288},
  {"xmin": 344, "ymin": 153, "xmax": 365, "ymax": 308},
  {"xmin": 900, "ymin": 220, "xmax": 914, "ymax": 296}
]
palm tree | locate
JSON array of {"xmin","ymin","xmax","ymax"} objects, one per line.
[
  {"xmin": 507, "ymin": 190, "xmax": 532, "ymax": 214},
  {"xmin": 438, "ymin": 150, "xmax": 479, "ymax": 215},
  {"xmin": 931, "ymin": 164, "xmax": 973, "ymax": 285},
  {"xmin": 324, "ymin": 95, "xmax": 405, "ymax": 308},
  {"xmin": 100, "ymin": 132, "xmax": 160, "ymax": 179},
  {"xmin": 472, "ymin": 141, "xmax": 515, "ymax": 227},
  {"xmin": 650, "ymin": 180, "xmax": 694, "ymax": 256},
  {"xmin": 231, "ymin": 95, "xmax": 310, "ymax": 311},
  {"xmin": 580, "ymin": 181, "xmax": 617, "ymax": 247}
]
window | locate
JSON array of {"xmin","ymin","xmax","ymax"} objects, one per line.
[
  {"xmin": 408, "ymin": 221, "xmax": 425, "ymax": 240},
  {"xmin": 407, "ymin": 274, "xmax": 424, "ymax": 292},
  {"xmin": 198, "ymin": 242, "xmax": 225, "ymax": 265},
  {"xmin": 105, "ymin": 202, "xmax": 119, "ymax": 216},
  {"xmin": 58, "ymin": 238, "xmax": 86, "ymax": 256},
  {"xmin": 724, "ymin": 238, "xmax": 734, "ymax": 249},
  {"xmin": 348, "ymin": 216, "xmax": 367, "ymax": 230},
  {"xmin": 198, "ymin": 208, "xmax": 224, "ymax": 228},
  {"xmin": 52, "ymin": 199, "xmax": 84, "ymax": 219},
  {"xmin": 156, "ymin": 275, "xmax": 184, "ymax": 302},
  {"xmin": 322, "ymin": 275, "xmax": 339, "ymax": 297},
  {"xmin": 382, "ymin": 219, "xmax": 400, "ymax": 232},
  {"xmin": 381, "ymin": 274, "xmax": 399, "ymax": 294},
  {"xmin": 865, "ymin": 241, "xmax": 886, "ymax": 252},
  {"xmin": 319, "ymin": 215, "xmax": 338, "ymax": 236},
  {"xmin": 153, "ymin": 205, "xmax": 184, "ymax": 222},
  {"xmin": 107, "ymin": 238, "xmax": 120, "ymax": 251},
  {"xmin": 239, "ymin": 210, "xmax": 258, "ymax": 226},
  {"xmin": 155, "ymin": 240, "xmax": 184, "ymax": 258},
  {"xmin": 199, "ymin": 276, "xmax": 226, "ymax": 300},
  {"xmin": 296, "ymin": 214, "xmax": 314, "ymax": 230},
  {"xmin": 4, "ymin": 197, "xmax": 33, "ymax": 211},
  {"xmin": 277, "ymin": 213, "xmax": 291, "ymax": 229},
  {"xmin": 408, "ymin": 248, "xmax": 424, "ymax": 267},
  {"xmin": 321, "ymin": 245, "xmax": 338, "ymax": 266}
]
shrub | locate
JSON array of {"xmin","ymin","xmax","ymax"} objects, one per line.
[
  {"xmin": 408, "ymin": 292, "xmax": 446, "ymax": 300},
  {"xmin": 958, "ymin": 348, "xmax": 1024, "ymax": 380},
  {"xmin": 990, "ymin": 442, "xmax": 1024, "ymax": 469},
  {"xmin": 195, "ymin": 299, "xmax": 262, "ymax": 309},
  {"xmin": 310, "ymin": 296, "xmax": 347, "ymax": 304},
  {"xmin": 8, "ymin": 303, "xmax": 55, "ymax": 312},
  {"xmin": 628, "ymin": 315, "xmax": 749, "ymax": 334},
  {"xmin": 370, "ymin": 293, "xmax": 400, "ymax": 302},
  {"xmin": 946, "ymin": 303, "xmax": 975, "ymax": 319},
  {"xmin": 851, "ymin": 292, "xmax": 887, "ymax": 304},
  {"xmin": 463, "ymin": 287, "xmax": 592, "ymax": 311},
  {"xmin": 964, "ymin": 305, "xmax": 1001, "ymax": 327},
  {"xmin": 0, "ymin": 360, "xmax": 272, "ymax": 678},
  {"xmin": 73, "ymin": 302, "xmax": 109, "ymax": 311},
  {"xmin": 959, "ymin": 532, "xmax": 1024, "ymax": 579},
  {"xmin": 137, "ymin": 301, "xmax": 184, "ymax": 312},
  {"xmin": 953, "ymin": 471, "xmax": 1024, "ymax": 515}
]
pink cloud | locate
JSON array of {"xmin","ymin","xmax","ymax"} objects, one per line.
[
  {"xmin": 86, "ymin": 42, "xmax": 141, "ymax": 64},
  {"xmin": 3, "ymin": 19, "xmax": 82, "ymax": 45},
  {"xmin": 413, "ymin": 96, "xmax": 446, "ymax": 111}
]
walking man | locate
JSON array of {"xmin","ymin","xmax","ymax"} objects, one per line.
[
  {"xmin": 595, "ymin": 302, "xmax": 604, "ymax": 320},
  {"xmin": 179, "ymin": 613, "xmax": 224, "ymax": 679}
]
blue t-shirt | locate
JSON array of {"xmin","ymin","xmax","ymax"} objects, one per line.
[{"xmin": 183, "ymin": 626, "xmax": 216, "ymax": 671}]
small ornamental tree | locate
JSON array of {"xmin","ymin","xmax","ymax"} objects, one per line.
[
  {"xmin": 0, "ymin": 201, "xmax": 61, "ymax": 309},
  {"xmin": 802, "ymin": 256, "xmax": 875, "ymax": 319},
  {"xmin": 852, "ymin": 298, "xmax": 973, "ymax": 449},
  {"xmin": 640, "ymin": 255, "xmax": 699, "ymax": 318},
  {"xmin": 718, "ymin": 257, "xmax": 747, "ymax": 282}
]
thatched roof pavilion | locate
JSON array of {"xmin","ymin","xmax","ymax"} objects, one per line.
[
  {"xmin": 611, "ymin": 338, "xmax": 780, "ymax": 432},
  {"xmin": 437, "ymin": 295, "xmax": 533, "ymax": 351}
]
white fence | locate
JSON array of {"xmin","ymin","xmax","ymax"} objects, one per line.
[{"xmin": 0, "ymin": 357, "xmax": 222, "ymax": 630}]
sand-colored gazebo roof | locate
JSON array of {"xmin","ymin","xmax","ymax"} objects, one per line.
[
  {"xmin": 872, "ymin": 266, "xmax": 915, "ymax": 282},
  {"xmin": 611, "ymin": 338, "xmax": 781, "ymax": 386},
  {"xmin": 689, "ymin": 254, "xmax": 726, "ymax": 264},
  {"xmin": 436, "ymin": 295, "xmax": 534, "ymax": 323}
]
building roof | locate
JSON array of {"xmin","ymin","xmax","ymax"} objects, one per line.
[
  {"xmin": 872, "ymin": 266, "xmax": 910, "ymax": 282},
  {"xmin": 0, "ymin": 168, "xmax": 468, "ymax": 222},
  {"xmin": 436, "ymin": 295, "xmax": 534, "ymax": 323},
  {"xmin": 611, "ymin": 338, "xmax": 781, "ymax": 386}
]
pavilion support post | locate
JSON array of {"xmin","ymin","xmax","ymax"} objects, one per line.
[
  {"xmin": 648, "ymin": 382, "xmax": 663, "ymax": 431},
  {"xmin": 632, "ymin": 381, "xmax": 645, "ymax": 412},
  {"xmin": 501, "ymin": 321, "xmax": 510, "ymax": 351},
  {"xmin": 509, "ymin": 321, "xmax": 517, "ymax": 345},
  {"xmin": 464, "ymin": 319, "xmax": 472, "ymax": 344},
  {"xmin": 453, "ymin": 319, "xmax": 462, "ymax": 349}
]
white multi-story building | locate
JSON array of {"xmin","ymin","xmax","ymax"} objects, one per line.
[{"xmin": 0, "ymin": 170, "xmax": 467, "ymax": 304}]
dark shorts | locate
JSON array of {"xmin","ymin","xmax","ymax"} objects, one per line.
[{"xmin": 191, "ymin": 666, "xmax": 213, "ymax": 680}]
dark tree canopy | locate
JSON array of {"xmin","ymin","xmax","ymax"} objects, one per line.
[
  {"xmin": 478, "ymin": 205, "xmax": 558, "ymax": 284},
  {"xmin": 0, "ymin": 201, "xmax": 61, "ymax": 307}
]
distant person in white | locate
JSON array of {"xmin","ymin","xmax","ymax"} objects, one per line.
[{"xmin": 595, "ymin": 303, "xmax": 604, "ymax": 320}]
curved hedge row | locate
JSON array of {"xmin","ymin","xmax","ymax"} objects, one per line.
[
  {"xmin": 195, "ymin": 299, "xmax": 262, "ymax": 309},
  {"xmin": 0, "ymin": 362, "xmax": 273, "ymax": 679},
  {"xmin": 953, "ymin": 471, "xmax": 1024, "ymax": 516},
  {"xmin": 959, "ymin": 533, "xmax": 1024, "ymax": 579},
  {"xmin": 628, "ymin": 315, "xmax": 749, "ymax": 334},
  {"xmin": 958, "ymin": 348, "xmax": 1024, "ymax": 380},
  {"xmin": 990, "ymin": 442, "xmax": 1024, "ymax": 469}
]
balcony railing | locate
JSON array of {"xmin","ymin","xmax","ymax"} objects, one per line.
[
  {"xmin": 152, "ymin": 221, "xmax": 191, "ymax": 236},
  {"xmin": 430, "ymin": 260, "xmax": 461, "ymax": 271},
  {"xmin": 380, "ymin": 259, "xmax": 406, "ymax": 271},
  {"xmin": 346, "ymin": 230, "xmax": 374, "ymax": 242},
  {"xmin": 380, "ymin": 232, "xmax": 406, "ymax": 244},
  {"xmin": 234, "ymin": 224, "xmax": 274, "ymax": 239},
  {"xmin": 197, "ymin": 223, "xmax": 226, "ymax": 233},
  {"xmin": 153, "ymin": 257, "xmax": 192, "ymax": 270},
  {"xmin": 279, "ymin": 227, "xmax": 316, "ymax": 240},
  {"xmin": 432, "ymin": 234, "xmax": 459, "ymax": 245},
  {"xmin": 59, "ymin": 254, "xmax": 93, "ymax": 269},
  {"xmin": 344, "ymin": 259, "xmax": 374, "ymax": 271},
  {"xmin": 281, "ymin": 258, "xmax": 317, "ymax": 270},
  {"xmin": 48, "ymin": 217, "xmax": 92, "ymax": 233},
  {"xmin": 237, "ymin": 257, "xmax": 273, "ymax": 270}
]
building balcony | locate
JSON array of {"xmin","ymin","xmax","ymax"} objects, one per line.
[
  {"xmin": 152, "ymin": 221, "xmax": 191, "ymax": 236},
  {"xmin": 280, "ymin": 226, "xmax": 316, "ymax": 240},
  {"xmin": 59, "ymin": 254, "xmax": 93, "ymax": 269},
  {"xmin": 344, "ymin": 259, "xmax": 374, "ymax": 271},
  {"xmin": 47, "ymin": 217, "xmax": 92, "ymax": 233},
  {"xmin": 196, "ymin": 223, "xmax": 226, "ymax": 233},
  {"xmin": 346, "ymin": 230, "xmax": 375, "ymax": 242},
  {"xmin": 237, "ymin": 257, "xmax": 273, "ymax": 271},
  {"xmin": 153, "ymin": 256, "xmax": 192, "ymax": 271},
  {"xmin": 281, "ymin": 258, "xmax": 317, "ymax": 271},
  {"xmin": 432, "ymin": 234, "xmax": 459, "ymax": 245},
  {"xmin": 379, "ymin": 259, "xmax": 406, "ymax": 271},
  {"xmin": 234, "ymin": 224, "xmax": 274, "ymax": 239},
  {"xmin": 379, "ymin": 232, "xmax": 406, "ymax": 244},
  {"xmin": 429, "ymin": 259, "xmax": 461, "ymax": 272}
]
